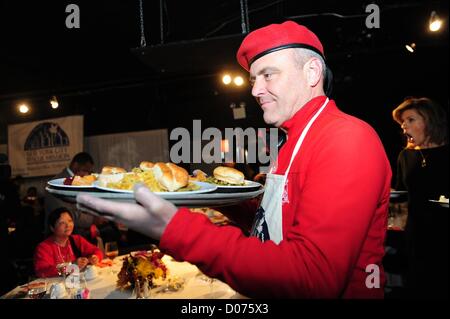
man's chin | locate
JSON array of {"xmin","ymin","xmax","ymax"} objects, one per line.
[{"xmin": 263, "ymin": 114, "xmax": 280, "ymax": 127}]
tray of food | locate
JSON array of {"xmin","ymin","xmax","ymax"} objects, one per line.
[{"xmin": 46, "ymin": 162, "xmax": 264, "ymax": 207}]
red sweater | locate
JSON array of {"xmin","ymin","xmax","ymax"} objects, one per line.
[
  {"xmin": 160, "ymin": 96, "xmax": 392, "ymax": 298},
  {"xmin": 34, "ymin": 235, "xmax": 103, "ymax": 278}
]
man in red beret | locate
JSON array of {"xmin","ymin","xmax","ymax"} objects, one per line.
[{"xmin": 77, "ymin": 21, "xmax": 392, "ymax": 298}]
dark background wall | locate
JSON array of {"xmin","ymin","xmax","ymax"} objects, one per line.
[{"xmin": 0, "ymin": 0, "xmax": 448, "ymax": 177}]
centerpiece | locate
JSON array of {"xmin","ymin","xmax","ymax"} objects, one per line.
[{"xmin": 116, "ymin": 249, "xmax": 168, "ymax": 296}]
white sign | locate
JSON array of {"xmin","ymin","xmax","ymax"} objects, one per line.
[{"xmin": 8, "ymin": 115, "xmax": 83, "ymax": 177}]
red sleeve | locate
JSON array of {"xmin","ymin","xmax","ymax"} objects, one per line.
[
  {"xmin": 160, "ymin": 120, "xmax": 391, "ymax": 298},
  {"xmin": 34, "ymin": 241, "xmax": 58, "ymax": 278},
  {"xmin": 73, "ymin": 235, "xmax": 103, "ymax": 261}
]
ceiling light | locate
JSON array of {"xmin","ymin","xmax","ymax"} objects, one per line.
[
  {"xmin": 222, "ymin": 74, "xmax": 232, "ymax": 85},
  {"xmin": 429, "ymin": 11, "xmax": 442, "ymax": 32},
  {"xmin": 233, "ymin": 76, "xmax": 244, "ymax": 86},
  {"xmin": 19, "ymin": 104, "xmax": 30, "ymax": 114},
  {"xmin": 405, "ymin": 43, "xmax": 416, "ymax": 53},
  {"xmin": 50, "ymin": 96, "xmax": 59, "ymax": 109}
]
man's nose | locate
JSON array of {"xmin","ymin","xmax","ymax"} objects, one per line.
[
  {"xmin": 401, "ymin": 122, "xmax": 407, "ymax": 129},
  {"xmin": 251, "ymin": 78, "xmax": 265, "ymax": 98}
]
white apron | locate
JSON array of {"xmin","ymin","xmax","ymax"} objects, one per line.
[{"xmin": 250, "ymin": 98, "xmax": 329, "ymax": 244}]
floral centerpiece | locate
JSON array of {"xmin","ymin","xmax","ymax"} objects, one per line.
[{"xmin": 117, "ymin": 250, "xmax": 168, "ymax": 291}]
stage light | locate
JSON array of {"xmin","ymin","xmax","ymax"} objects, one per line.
[
  {"xmin": 429, "ymin": 11, "xmax": 442, "ymax": 32},
  {"xmin": 19, "ymin": 104, "xmax": 30, "ymax": 114},
  {"xmin": 405, "ymin": 43, "xmax": 416, "ymax": 53},
  {"xmin": 50, "ymin": 96, "xmax": 59, "ymax": 109}
]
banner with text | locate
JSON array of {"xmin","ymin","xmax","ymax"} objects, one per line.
[{"xmin": 8, "ymin": 115, "xmax": 83, "ymax": 177}]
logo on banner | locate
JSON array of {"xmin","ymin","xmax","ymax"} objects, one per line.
[{"xmin": 24, "ymin": 122, "xmax": 71, "ymax": 164}]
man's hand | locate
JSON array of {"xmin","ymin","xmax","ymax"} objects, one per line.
[{"xmin": 76, "ymin": 184, "xmax": 178, "ymax": 240}]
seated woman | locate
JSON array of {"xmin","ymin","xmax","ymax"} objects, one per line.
[{"xmin": 34, "ymin": 207, "xmax": 103, "ymax": 278}]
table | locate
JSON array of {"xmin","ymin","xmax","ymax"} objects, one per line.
[{"xmin": 1, "ymin": 255, "xmax": 244, "ymax": 299}]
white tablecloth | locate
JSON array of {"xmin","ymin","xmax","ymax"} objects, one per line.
[{"xmin": 2, "ymin": 255, "xmax": 243, "ymax": 299}]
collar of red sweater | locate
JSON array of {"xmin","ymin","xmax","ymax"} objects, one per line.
[{"xmin": 280, "ymin": 95, "xmax": 329, "ymax": 136}]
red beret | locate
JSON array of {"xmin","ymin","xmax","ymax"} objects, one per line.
[{"xmin": 236, "ymin": 21, "xmax": 325, "ymax": 71}]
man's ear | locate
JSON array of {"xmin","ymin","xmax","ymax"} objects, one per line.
[
  {"xmin": 304, "ymin": 58, "xmax": 322, "ymax": 88},
  {"xmin": 49, "ymin": 225, "xmax": 55, "ymax": 232}
]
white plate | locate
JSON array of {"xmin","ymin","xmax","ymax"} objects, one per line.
[
  {"xmin": 429, "ymin": 200, "xmax": 449, "ymax": 208},
  {"xmin": 390, "ymin": 190, "xmax": 408, "ymax": 198},
  {"xmin": 93, "ymin": 181, "xmax": 217, "ymax": 197},
  {"xmin": 47, "ymin": 178, "xmax": 95, "ymax": 189},
  {"xmin": 209, "ymin": 180, "xmax": 263, "ymax": 193}
]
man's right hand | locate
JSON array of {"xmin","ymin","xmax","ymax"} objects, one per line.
[{"xmin": 76, "ymin": 184, "xmax": 178, "ymax": 240}]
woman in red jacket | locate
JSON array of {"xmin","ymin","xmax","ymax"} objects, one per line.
[{"xmin": 34, "ymin": 207, "xmax": 103, "ymax": 278}]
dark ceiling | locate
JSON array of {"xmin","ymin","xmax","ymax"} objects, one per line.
[{"xmin": 0, "ymin": 0, "xmax": 448, "ymax": 166}]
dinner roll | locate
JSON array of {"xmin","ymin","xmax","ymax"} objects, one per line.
[
  {"xmin": 139, "ymin": 161, "xmax": 154, "ymax": 171},
  {"xmin": 101, "ymin": 166, "xmax": 126, "ymax": 174},
  {"xmin": 213, "ymin": 166, "xmax": 244, "ymax": 185},
  {"xmin": 98, "ymin": 166, "xmax": 127, "ymax": 186},
  {"xmin": 152, "ymin": 163, "xmax": 189, "ymax": 192}
]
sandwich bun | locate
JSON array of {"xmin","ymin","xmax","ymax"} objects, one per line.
[
  {"xmin": 213, "ymin": 166, "xmax": 244, "ymax": 185},
  {"xmin": 152, "ymin": 163, "xmax": 188, "ymax": 192},
  {"xmin": 139, "ymin": 161, "xmax": 154, "ymax": 171}
]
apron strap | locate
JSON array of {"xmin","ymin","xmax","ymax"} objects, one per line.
[{"xmin": 284, "ymin": 98, "xmax": 329, "ymax": 177}]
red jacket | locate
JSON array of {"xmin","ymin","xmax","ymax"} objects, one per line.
[
  {"xmin": 160, "ymin": 96, "xmax": 391, "ymax": 298},
  {"xmin": 34, "ymin": 234, "xmax": 103, "ymax": 278}
]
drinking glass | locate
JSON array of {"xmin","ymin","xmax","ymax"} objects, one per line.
[
  {"xmin": 105, "ymin": 241, "xmax": 119, "ymax": 274},
  {"xmin": 56, "ymin": 262, "xmax": 71, "ymax": 277},
  {"xmin": 105, "ymin": 242, "xmax": 119, "ymax": 261}
]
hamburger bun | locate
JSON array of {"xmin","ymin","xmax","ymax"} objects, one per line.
[
  {"xmin": 139, "ymin": 161, "xmax": 154, "ymax": 171},
  {"xmin": 213, "ymin": 166, "xmax": 244, "ymax": 185},
  {"xmin": 152, "ymin": 163, "xmax": 189, "ymax": 192}
]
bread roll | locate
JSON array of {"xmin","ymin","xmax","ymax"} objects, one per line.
[
  {"xmin": 98, "ymin": 166, "xmax": 127, "ymax": 186},
  {"xmin": 101, "ymin": 166, "xmax": 126, "ymax": 174},
  {"xmin": 213, "ymin": 166, "xmax": 244, "ymax": 185},
  {"xmin": 72, "ymin": 175, "xmax": 96, "ymax": 186},
  {"xmin": 152, "ymin": 163, "xmax": 188, "ymax": 192},
  {"xmin": 139, "ymin": 161, "xmax": 154, "ymax": 171}
]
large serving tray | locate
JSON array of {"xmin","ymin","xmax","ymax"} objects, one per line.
[{"xmin": 45, "ymin": 186, "xmax": 264, "ymax": 208}]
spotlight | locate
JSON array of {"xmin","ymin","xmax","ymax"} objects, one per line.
[
  {"xmin": 429, "ymin": 11, "xmax": 442, "ymax": 32},
  {"xmin": 19, "ymin": 104, "xmax": 30, "ymax": 114},
  {"xmin": 50, "ymin": 96, "xmax": 59, "ymax": 109},
  {"xmin": 233, "ymin": 76, "xmax": 244, "ymax": 86},
  {"xmin": 405, "ymin": 43, "xmax": 416, "ymax": 53},
  {"xmin": 222, "ymin": 74, "xmax": 232, "ymax": 85}
]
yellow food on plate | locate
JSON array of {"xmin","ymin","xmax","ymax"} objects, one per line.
[
  {"xmin": 106, "ymin": 162, "xmax": 199, "ymax": 192},
  {"xmin": 189, "ymin": 169, "xmax": 207, "ymax": 182},
  {"xmin": 107, "ymin": 170, "xmax": 166, "ymax": 192}
]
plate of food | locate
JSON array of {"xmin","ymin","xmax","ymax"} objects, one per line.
[
  {"xmin": 202, "ymin": 166, "xmax": 263, "ymax": 193},
  {"xmin": 429, "ymin": 195, "xmax": 449, "ymax": 208},
  {"xmin": 93, "ymin": 162, "xmax": 217, "ymax": 197},
  {"xmin": 390, "ymin": 190, "xmax": 408, "ymax": 198},
  {"xmin": 94, "ymin": 181, "xmax": 217, "ymax": 196},
  {"xmin": 47, "ymin": 176, "xmax": 97, "ymax": 189}
]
